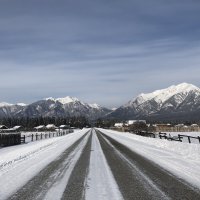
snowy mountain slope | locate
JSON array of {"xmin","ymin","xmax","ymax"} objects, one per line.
[
  {"xmin": 0, "ymin": 103, "xmax": 25, "ymax": 118},
  {"xmin": 108, "ymin": 83, "xmax": 200, "ymax": 120},
  {"xmin": 0, "ymin": 96, "xmax": 111, "ymax": 119},
  {"xmin": 1, "ymin": 83, "xmax": 200, "ymax": 121}
]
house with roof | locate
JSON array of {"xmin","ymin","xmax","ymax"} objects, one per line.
[
  {"xmin": 59, "ymin": 125, "xmax": 70, "ymax": 130},
  {"xmin": 0, "ymin": 125, "xmax": 8, "ymax": 130},
  {"xmin": 34, "ymin": 125, "xmax": 46, "ymax": 131},
  {"xmin": 46, "ymin": 124, "xmax": 58, "ymax": 130}
]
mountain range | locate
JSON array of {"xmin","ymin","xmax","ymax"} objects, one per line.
[
  {"xmin": 1, "ymin": 83, "xmax": 200, "ymax": 121},
  {"xmin": 108, "ymin": 83, "xmax": 200, "ymax": 121},
  {"xmin": 0, "ymin": 97, "xmax": 111, "ymax": 120}
]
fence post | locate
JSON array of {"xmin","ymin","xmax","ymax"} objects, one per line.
[
  {"xmin": 188, "ymin": 136, "xmax": 191, "ymax": 143},
  {"xmin": 32, "ymin": 134, "xmax": 34, "ymax": 141},
  {"xmin": 198, "ymin": 136, "xmax": 200, "ymax": 144},
  {"xmin": 36, "ymin": 133, "xmax": 38, "ymax": 141},
  {"xmin": 178, "ymin": 134, "xmax": 181, "ymax": 141},
  {"xmin": 41, "ymin": 133, "xmax": 42, "ymax": 139}
]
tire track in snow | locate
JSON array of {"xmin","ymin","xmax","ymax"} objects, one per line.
[
  {"xmin": 61, "ymin": 131, "xmax": 92, "ymax": 200},
  {"xmin": 9, "ymin": 131, "xmax": 91, "ymax": 200},
  {"xmin": 85, "ymin": 129, "xmax": 123, "ymax": 200},
  {"xmin": 97, "ymin": 130, "xmax": 200, "ymax": 200}
]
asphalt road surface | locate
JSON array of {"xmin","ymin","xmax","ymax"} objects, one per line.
[{"xmin": 8, "ymin": 129, "xmax": 200, "ymax": 200}]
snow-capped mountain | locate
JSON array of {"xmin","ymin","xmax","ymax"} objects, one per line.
[
  {"xmin": 0, "ymin": 96, "xmax": 111, "ymax": 120},
  {"xmin": 108, "ymin": 83, "xmax": 200, "ymax": 121},
  {"xmin": 1, "ymin": 83, "xmax": 200, "ymax": 121},
  {"xmin": 0, "ymin": 103, "xmax": 26, "ymax": 118}
]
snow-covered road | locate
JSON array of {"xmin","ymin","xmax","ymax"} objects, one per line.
[
  {"xmin": 0, "ymin": 129, "xmax": 90, "ymax": 200},
  {"xmin": 0, "ymin": 128, "xmax": 200, "ymax": 200}
]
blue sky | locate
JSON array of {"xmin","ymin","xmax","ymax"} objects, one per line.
[{"xmin": 0, "ymin": 0, "xmax": 200, "ymax": 107}]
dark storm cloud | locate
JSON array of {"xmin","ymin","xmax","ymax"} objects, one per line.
[{"xmin": 0, "ymin": 0, "xmax": 200, "ymax": 107}]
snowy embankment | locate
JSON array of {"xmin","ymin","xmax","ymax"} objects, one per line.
[
  {"xmin": 99, "ymin": 128, "xmax": 200, "ymax": 189},
  {"xmin": 0, "ymin": 128, "xmax": 89, "ymax": 200}
]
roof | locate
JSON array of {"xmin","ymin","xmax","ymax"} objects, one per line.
[
  {"xmin": 127, "ymin": 120, "xmax": 146, "ymax": 125},
  {"xmin": 46, "ymin": 124, "xmax": 58, "ymax": 129},
  {"xmin": 59, "ymin": 125, "xmax": 70, "ymax": 128},
  {"xmin": 0, "ymin": 125, "xmax": 8, "ymax": 129},
  {"xmin": 114, "ymin": 123, "xmax": 124, "ymax": 127},
  {"xmin": 34, "ymin": 125, "xmax": 46, "ymax": 129},
  {"xmin": 12, "ymin": 126, "xmax": 22, "ymax": 130},
  {"xmin": 191, "ymin": 124, "xmax": 199, "ymax": 127}
]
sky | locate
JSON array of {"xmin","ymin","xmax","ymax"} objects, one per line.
[{"xmin": 0, "ymin": 0, "xmax": 200, "ymax": 108}]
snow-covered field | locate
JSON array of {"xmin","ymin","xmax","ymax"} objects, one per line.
[
  {"xmin": 99, "ymin": 128, "xmax": 200, "ymax": 189},
  {"xmin": 164, "ymin": 132, "xmax": 200, "ymax": 144},
  {"xmin": 0, "ymin": 128, "xmax": 89, "ymax": 200}
]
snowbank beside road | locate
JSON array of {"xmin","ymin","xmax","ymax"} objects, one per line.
[
  {"xmin": 99, "ymin": 128, "xmax": 200, "ymax": 189},
  {"xmin": 0, "ymin": 129, "xmax": 89, "ymax": 200}
]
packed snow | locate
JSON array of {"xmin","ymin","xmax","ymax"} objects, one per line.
[
  {"xmin": 85, "ymin": 129, "xmax": 123, "ymax": 200},
  {"xmin": 99, "ymin": 128, "xmax": 200, "ymax": 189},
  {"xmin": 0, "ymin": 129, "xmax": 89, "ymax": 200}
]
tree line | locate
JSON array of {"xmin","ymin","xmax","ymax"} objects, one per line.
[{"xmin": 0, "ymin": 116, "xmax": 91, "ymax": 130}]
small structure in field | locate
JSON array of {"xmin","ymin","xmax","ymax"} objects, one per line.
[
  {"xmin": 114, "ymin": 123, "xmax": 124, "ymax": 128},
  {"xmin": 59, "ymin": 125, "xmax": 70, "ymax": 130},
  {"xmin": 46, "ymin": 124, "xmax": 58, "ymax": 131},
  {"xmin": 127, "ymin": 120, "xmax": 146, "ymax": 126},
  {"xmin": 12, "ymin": 126, "xmax": 23, "ymax": 131},
  {"xmin": 0, "ymin": 125, "xmax": 8, "ymax": 130},
  {"xmin": 34, "ymin": 125, "xmax": 46, "ymax": 131}
]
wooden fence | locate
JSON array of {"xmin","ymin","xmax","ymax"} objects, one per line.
[
  {"xmin": 24, "ymin": 130, "xmax": 73, "ymax": 142},
  {"xmin": 0, "ymin": 133, "xmax": 21, "ymax": 147},
  {"xmin": 159, "ymin": 132, "xmax": 200, "ymax": 144},
  {"xmin": 0, "ymin": 129, "xmax": 74, "ymax": 147},
  {"xmin": 132, "ymin": 131, "xmax": 156, "ymax": 138}
]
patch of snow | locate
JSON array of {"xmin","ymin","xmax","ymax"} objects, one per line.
[
  {"xmin": 0, "ymin": 129, "xmax": 89, "ymax": 200},
  {"xmin": 56, "ymin": 96, "xmax": 79, "ymax": 104},
  {"xmin": 89, "ymin": 103, "xmax": 100, "ymax": 109},
  {"xmin": 16, "ymin": 103, "xmax": 27, "ymax": 106},
  {"xmin": 85, "ymin": 130, "xmax": 123, "ymax": 200},
  {"xmin": 45, "ymin": 97, "xmax": 55, "ymax": 101},
  {"xmin": 98, "ymin": 128, "xmax": 200, "ymax": 189},
  {"xmin": 0, "ymin": 102, "xmax": 13, "ymax": 107}
]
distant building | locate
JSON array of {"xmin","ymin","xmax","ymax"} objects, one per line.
[
  {"xmin": 59, "ymin": 125, "xmax": 70, "ymax": 130},
  {"xmin": 154, "ymin": 124, "xmax": 173, "ymax": 132},
  {"xmin": 12, "ymin": 126, "xmax": 23, "ymax": 131},
  {"xmin": 46, "ymin": 124, "xmax": 58, "ymax": 130},
  {"xmin": 114, "ymin": 123, "xmax": 124, "ymax": 128},
  {"xmin": 0, "ymin": 125, "xmax": 8, "ymax": 130},
  {"xmin": 126, "ymin": 120, "xmax": 146, "ymax": 126},
  {"xmin": 34, "ymin": 125, "xmax": 46, "ymax": 131}
]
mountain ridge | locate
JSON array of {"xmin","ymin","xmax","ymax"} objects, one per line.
[
  {"xmin": 108, "ymin": 83, "xmax": 200, "ymax": 121},
  {"xmin": 1, "ymin": 83, "xmax": 200, "ymax": 121}
]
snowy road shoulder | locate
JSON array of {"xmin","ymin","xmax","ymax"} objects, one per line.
[{"xmin": 98, "ymin": 128, "xmax": 200, "ymax": 189}]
